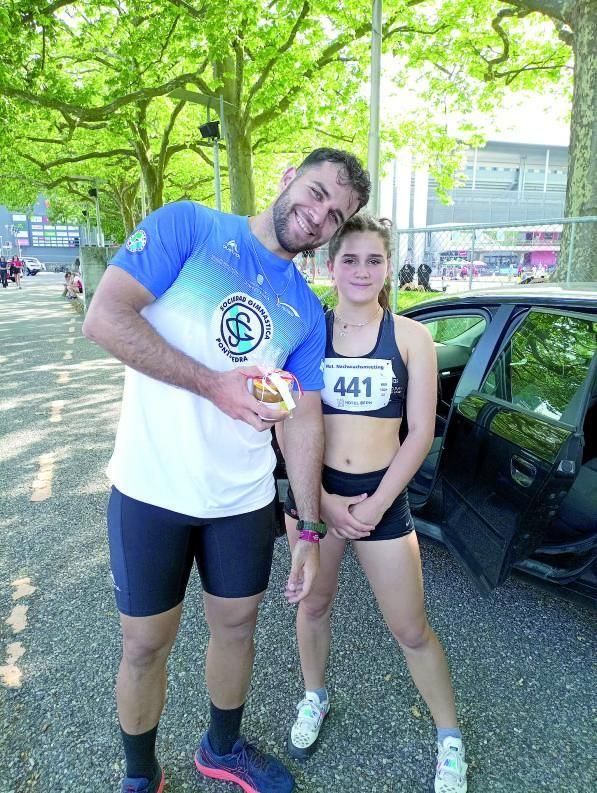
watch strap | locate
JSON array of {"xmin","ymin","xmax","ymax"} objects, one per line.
[{"xmin": 296, "ymin": 519, "xmax": 327, "ymax": 538}]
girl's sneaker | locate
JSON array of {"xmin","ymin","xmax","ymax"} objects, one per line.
[
  {"xmin": 287, "ymin": 693, "xmax": 329, "ymax": 759},
  {"xmin": 435, "ymin": 736, "xmax": 468, "ymax": 793}
]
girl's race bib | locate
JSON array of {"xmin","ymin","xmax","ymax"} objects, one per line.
[{"xmin": 322, "ymin": 358, "xmax": 393, "ymax": 412}]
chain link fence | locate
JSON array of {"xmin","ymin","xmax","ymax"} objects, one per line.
[
  {"xmin": 304, "ymin": 216, "xmax": 596, "ymax": 310},
  {"xmin": 391, "ymin": 216, "xmax": 596, "ymax": 298}
]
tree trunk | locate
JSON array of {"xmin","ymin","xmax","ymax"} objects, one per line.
[
  {"xmin": 120, "ymin": 195, "xmax": 137, "ymax": 236},
  {"xmin": 141, "ymin": 161, "xmax": 164, "ymax": 212},
  {"xmin": 224, "ymin": 110, "xmax": 255, "ymax": 215},
  {"xmin": 553, "ymin": 0, "xmax": 597, "ymax": 282}
]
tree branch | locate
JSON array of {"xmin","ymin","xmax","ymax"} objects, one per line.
[
  {"xmin": 483, "ymin": 7, "xmax": 531, "ymax": 70},
  {"xmin": 162, "ymin": 0, "xmax": 207, "ymax": 21},
  {"xmin": 158, "ymin": 101, "xmax": 186, "ymax": 173},
  {"xmin": 64, "ymin": 183, "xmax": 97, "ymax": 203},
  {"xmin": 18, "ymin": 147, "xmax": 137, "ymax": 170},
  {"xmin": 386, "ymin": 22, "xmax": 447, "ymax": 37},
  {"xmin": 492, "ymin": 51, "xmax": 572, "ymax": 84},
  {"xmin": 243, "ymin": 0, "xmax": 310, "ymax": 126},
  {"xmin": 248, "ymin": 10, "xmax": 412, "ymax": 133},
  {"xmin": 190, "ymin": 144, "xmax": 215, "ymax": 168},
  {"xmin": 501, "ymin": 1, "xmax": 568, "ymax": 25},
  {"xmin": 25, "ymin": 136, "xmax": 68, "ymax": 145},
  {"xmin": 234, "ymin": 36, "xmax": 245, "ymax": 110},
  {"xmin": 3, "ymin": 71, "xmax": 202, "ymax": 122},
  {"xmin": 252, "ymin": 125, "xmax": 356, "ymax": 153},
  {"xmin": 21, "ymin": 0, "xmax": 75, "ymax": 22},
  {"xmin": 138, "ymin": 15, "xmax": 181, "ymax": 78},
  {"xmin": 553, "ymin": 20, "xmax": 574, "ymax": 45}
]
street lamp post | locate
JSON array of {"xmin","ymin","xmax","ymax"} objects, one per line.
[
  {"xmin": 200, "ymin": 120, "xmax": 222, "ymax": 211},
  {"xmin": 367, "ymin": 0, "xmax": 382, "ymax": 216},
  {"xmin": 88, "ymin": 184, "xmax": 103, "ymax": 246}
]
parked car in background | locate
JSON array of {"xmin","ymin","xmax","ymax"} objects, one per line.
[
  {"xmin": 22, "ymin": 256, "xmax": 47, "ymax": 276},
  {"xmin": 402, "ymin": 285, "xmax": 596, "ymax": 599},
  {"xmin": 274, "ymin": 285, "xmax": 597, "ymax": 601}
]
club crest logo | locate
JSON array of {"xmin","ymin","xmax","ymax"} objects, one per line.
[
  {"xmin": 215, "ymin": 293, "xmax": 272, "ymax": 363},
  {"xmin": 223, "ymin": 239, "xmax": 240, "ymax": 258},
  {"xmin": 125, "ymin": 229, "xmax": 147, "ymax": 253}
]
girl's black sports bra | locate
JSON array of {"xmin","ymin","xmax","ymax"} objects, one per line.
[{"xmin": 321, "ymin": 309, "xmax": 408, "ymax": 419}]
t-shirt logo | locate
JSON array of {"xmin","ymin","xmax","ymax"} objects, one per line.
[
  {"xmin": 125, "ymin": 229, "xmax": 147, "ymax": 253},
  {"xmin": 215, "ymin": 293, "xmax": 272, "ymax": 363},
  {"xmin": 223, "ymin": 239, "xmax": 240, "ymax": 258}
]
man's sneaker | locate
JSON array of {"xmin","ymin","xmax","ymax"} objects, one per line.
[
  {"xmin": 287, "ymin": 693, "xmax": 329, "ymax": 759},
  {"xmin": 435, "ymin": 736, "xmax": 468, "ymax": 793},
  {"xmin": 194, "ymin": 733, "xmax": 295, "ymax": 793},
  {"xmin": 120, "ymin": 766, "xmax": 165, "ymax": 793}
]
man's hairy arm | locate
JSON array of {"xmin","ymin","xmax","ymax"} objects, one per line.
[
  {"xmin": 282, "ymin": 391, "xmax": 324, "ymax": 522},
  {"xmin": 82, "ymin": 267, "xmax": 281, "ymax": 430}
]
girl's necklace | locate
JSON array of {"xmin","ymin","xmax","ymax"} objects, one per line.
[
  {"xmin": 334, "ymin": 305, "xmax": 381, "ymax": 336},
  {"xmin": 247, "ymin": 229, "xmax": 298, "ymax": 317}
]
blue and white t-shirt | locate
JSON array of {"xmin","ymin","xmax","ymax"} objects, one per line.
[{"xmin": 107, "ymin": 201, "xmax": 325, "ymax": 517}]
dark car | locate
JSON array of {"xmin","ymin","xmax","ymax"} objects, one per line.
[
  {"xmin": 275, "ymin": 285, "xmax": 597, "ymax": 601},
  {"xmin": 400, "ymin": 284, "xmax": 596, "ymax": 600}
]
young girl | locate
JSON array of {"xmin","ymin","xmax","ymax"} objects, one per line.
[
  {"xmin": 281, "ymin": 214, "xmax": 468, "ymax": 792},
  {"xmin": 11, "ymin": 256, "xmax": 23, "ymax": 289}
]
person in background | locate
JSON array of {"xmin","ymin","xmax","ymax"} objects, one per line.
[
  {"xmin": 0, "ymin": 257, "xmax": 8, "ymax": 288},
  {"xmin": 417, "ymin": 262, "xmax": 432, "ymax": 291},
  {"xmin": 72, "ymin": 271, "xmax": 83, "ymax": 293},
  {"xmin": 11, "ymin": 256, "xmax": 23, "ymax": 289}
]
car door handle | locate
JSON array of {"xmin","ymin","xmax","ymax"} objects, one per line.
[{"xmin": 511, "ymin": 455, "xmax": 537, "ymax": 488}]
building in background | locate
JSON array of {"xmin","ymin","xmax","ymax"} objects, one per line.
[
  {"xmin": 379, "ymin": 140, "xmax": 569, "ymax": 274},
  {"xmin": 426, "ymin": 140, "xmax": 568, "ymax": 225},
  {"xmin": 0, "ymin": 196, "xmax": 81, "ymax": 268}
]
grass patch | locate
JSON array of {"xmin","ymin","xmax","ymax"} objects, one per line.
[{"xmin": 310, "ymin": 285, "xmax": 447, "ymax": 312}]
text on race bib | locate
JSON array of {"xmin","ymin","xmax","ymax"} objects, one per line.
[{"xmin": 322, "ymin": 358, "xmax": 393, "ymax": 412}]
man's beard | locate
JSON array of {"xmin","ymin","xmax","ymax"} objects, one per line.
[{"xmin": 272, "ymin": 188, "xmax": 309, "ymax": 254}]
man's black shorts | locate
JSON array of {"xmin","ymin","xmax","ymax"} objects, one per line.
[
  {"xmin": 107, "ymin": 487, "xmax": 276, "ymax": 617},
  {"xmin": 284, "ymin": 466, "xmax": 414, "ymax": 541}
]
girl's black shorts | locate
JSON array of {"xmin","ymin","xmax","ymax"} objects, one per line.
[{"xmin": 284, "ymin": 466, "xmax": 414, "ymax": 541}]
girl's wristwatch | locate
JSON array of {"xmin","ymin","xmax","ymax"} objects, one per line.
[{"xmin": 296, "ymin": 519, "xmax": 327, "ymax": 539}]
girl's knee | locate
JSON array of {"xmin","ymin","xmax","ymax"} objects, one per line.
[
  {"xmin": 392, "ymin": 618, "xmax": 431, "ymax": 651},
  {"xmin": 299, "ymin": 592, "xmax": 336, "ymax": 622}
]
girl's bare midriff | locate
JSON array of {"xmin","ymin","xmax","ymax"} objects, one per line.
[{"xmin": 323, "ymin": 414, "xmax": 401, "ymax": 473}]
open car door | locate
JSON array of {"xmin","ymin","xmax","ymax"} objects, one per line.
[{"xmin": 438, "ymin": 307, "xmax": 596, "ymax": 594}]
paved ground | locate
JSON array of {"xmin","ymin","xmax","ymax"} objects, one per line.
[{"xmin": 0, "ymin": 278, "xmax": 595, "ymax": 793}]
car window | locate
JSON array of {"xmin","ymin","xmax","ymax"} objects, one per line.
[
  {"xmin": 425, "ymin": 316, "xmax": 486, "ymax": 347},
  {"xmin": 480, "ymin": 310, "xmax": 596, "ymax": 422}
]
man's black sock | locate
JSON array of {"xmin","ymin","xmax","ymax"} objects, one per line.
[
  {"xmin": 120, "ymin": 724, "xmax": 160, "ymax": 780},
  {"xmin": 208, "ymin": 701, "xmax": 245, "ymax": 756}
]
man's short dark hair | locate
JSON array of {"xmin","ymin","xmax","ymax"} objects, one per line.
[{"xmin": 297, "ymin": 148, "xmax": 371, "ymax": 214}]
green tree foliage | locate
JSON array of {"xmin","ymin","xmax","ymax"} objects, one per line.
[{"xmin": 0, "ymin": 0, "xmax": 590, "ymax": 279}]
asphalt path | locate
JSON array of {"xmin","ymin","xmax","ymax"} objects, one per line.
[{"xmin": 0, "ymin": 278, "xmax": 595, "ymax": 792}]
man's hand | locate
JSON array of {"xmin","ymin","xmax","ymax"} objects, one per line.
[
  {"xmin": 285, "ymin": 540, "xmax": 320, "ymax": 604},
  {"xmin": 202, "ymin": 366, "xmax": 289, "ymax": 431},
  {"xmin": 321, "ymin": 492, "xmax": 375, "ymax": 540}
]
